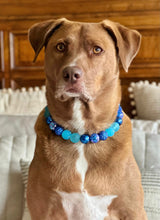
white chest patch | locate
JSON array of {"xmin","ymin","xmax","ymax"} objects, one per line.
[
  {"xmin": 58, "ymin": 191, "xmax": 117, "ymax": 220},
  {"xmin": 75, "ymin": 142, "xmax": 88, "ymax": 190},
  {"xmin": 69, "ymin": 98, "xmax": 85, "ymax": 135},
  {"xmin": 69, "ymin": 99, "xmax": 88, "ymax": 190},
  {"xmin": 60, "ymin": 99, "xmax": 117, "ymax": 219}
]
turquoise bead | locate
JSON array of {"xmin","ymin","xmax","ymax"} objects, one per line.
[
  {"xmin": 44, "ymin": 105, "xmax": 123, "ymax": 144},
  {"xmin": 70, "ymin": 133, "xmax": 80, "ymax": 143},
  {"xmin": 44, "ymin": 106, "xmax": 50, "ymax": 118},
  {"xmin": 111, "ymin": 122, "xmax": 120, "ymax": 132},
  {"xmin": 62, "ymin": 130, "xmax": 71, "ymax": 140},
  {"xmin": 106, "ymin": 127, "xmax": 115, "ymax": 137}
]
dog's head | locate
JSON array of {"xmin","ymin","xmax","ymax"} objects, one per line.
[{"xmin": 29, "ymin": 18, "xmax": 141, "ymax": 103}]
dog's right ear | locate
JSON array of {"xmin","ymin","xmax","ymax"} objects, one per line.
[
  {"xmin": 101, "ymin": 19, "xmax": 141, "ymax": 72},
  {"xmin": 28, "ymin": 18, "xmax": 66, "ymax": 62}
]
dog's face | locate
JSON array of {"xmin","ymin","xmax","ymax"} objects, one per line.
[
  {"xmin": 29, "ymin": 18, "xmax": 141, "ymax": 103},
  {"xmin": 45, "ymin": 21, "xmax": 119, "ymax": 102}
]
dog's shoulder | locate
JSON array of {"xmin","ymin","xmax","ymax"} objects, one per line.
[{"xmin": 34, "ymin": 108, "xmax": 51, "ymax": 137}]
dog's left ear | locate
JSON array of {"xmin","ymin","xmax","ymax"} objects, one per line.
[
  {"xmin": 29, "ymin": 18, "xmax": 66, "ymax": 62},
  {"xmin": 101, "ymin": 20, "xmax": 141, "ymax": 72}
]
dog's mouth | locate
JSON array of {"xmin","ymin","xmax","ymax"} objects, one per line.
[
  {"xmin": 66, "ymin": 87, "xmax": 80, "ymax": 94},
  {"xmin": 55, "ymin": 84, "xmax": 92, "ymax": 102}
]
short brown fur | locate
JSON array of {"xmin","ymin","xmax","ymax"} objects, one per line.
[{"xmin": 27, "ymin": 18, "xmax": 147, "ymax": 220}]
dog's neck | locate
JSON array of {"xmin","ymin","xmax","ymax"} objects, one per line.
[
  {"xmin": 81, "ymin": 79, "xmax": 121, "ymax": 133},
  {"xmin": 46, "ymin": 78, "xmax": 121, "ymax": 134}
]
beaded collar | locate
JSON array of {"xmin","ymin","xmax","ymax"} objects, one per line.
[{"xmin": 44, "ymin": 105, "xmax": 123, "ymax": 144}]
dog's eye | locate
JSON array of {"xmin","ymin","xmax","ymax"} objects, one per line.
[
  {"xmin": 56, "ymin": 43, "xmax": 66, "ymax": 52},
  {"xmin": 93, "ymin": 46, "xmax": 103, "ymax": 54}
]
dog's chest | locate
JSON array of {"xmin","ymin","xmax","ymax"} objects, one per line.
[
  {"xmin": 58, "ymin": 99, "xmax": 116, "ymax": 219},
  {"xmin": 69, "ymin": 99, "xmax": 88, "ymax": 190},
  {"xmin": 58, "ymin": 191, "xmax": 116, "ymax": 220}
]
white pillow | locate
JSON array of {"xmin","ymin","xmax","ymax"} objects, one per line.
[
  {"xmin": 128, "ymin": 81, "xmax": 160, "ymax": 120},
  {"xmin": 142, "ymin": 170, "xmax": 160, "ymax": 220},
  {"xmin": 20, "ymin": 160, "xmax": 31, "ymax": 220},
  {"xmin": 132, "ymin": 119, "xmax": 160, "ymax": 170},
  {"xmin": 0, "ymin": 115, "xmax": 36, "ymax": 220},
  {"xmin": 0, "ymin": 86, "xmax": 46, "ymax": 115}
]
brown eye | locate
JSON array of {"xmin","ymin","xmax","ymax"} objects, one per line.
[
  {"xmin": 56, "ymin": 43, "xmax": 66, "ymax": 52},
  {"xmin": 93, "ymin": 46, "xmax": 103, "ymax": 54}
]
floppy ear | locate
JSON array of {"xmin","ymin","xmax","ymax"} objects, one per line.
[
  {"xmin": 101, "ymin": 20, "xmax": 141, "ymax": 72},
  {"xmin": 28, "ymin": 18, "xmax": 66, "ymax": 62}
]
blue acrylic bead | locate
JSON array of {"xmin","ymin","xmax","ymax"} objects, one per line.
[
  {"xmin": 118, "ymin": 112, "xmax": 123, "ymax": 119},
  {"xmin": 54, "ymin": 126, "xmax": 64, "ymax": 135},
  {"xmin": 90, "ymin": 133, "xmax": 100, "ymax": 143},
  {"xmin": 62, "ymin": 130, "xmax": 71, "ymax": 140},
  {"xmin": 98, "ymin": 131, "xmax": 108, "ymax": 141},
  {"xmin": 118, "ymin": 105, "xmax": 122, "ymax": 113},
  {"xmin": 116, "ymin": 118, "xmax": 123, "ymax": 125},
  {"xmin": 46, "ymin": 116, "xmax": 52, "ymax": 124},
  {"xmin": 106, "ymin": 127, "xmax": 115, "ymax": 137},
  {"xmin": 44, "ymin": 106, "xmax": 50, "ymax": 118},
  {"xmin": 111, "ymin": 122, "xmax": 120, "ymax": 132},
  {"xmin": 49, "ymin": 121, "xmax": 57, "ymax": 131},
  {"xmin": 80, "ymin": 134, "xmax": 90, "ymax": 144},
  {"xmin": 70, "ymin": 133, "xmax": 80, "ymax": 143}
]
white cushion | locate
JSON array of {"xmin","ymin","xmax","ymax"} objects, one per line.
[
  {"xmin": 0, "ymin": 115, "xmax": 160, "ymax": 220},
  {"xmin": 0, "ymin": 115, "xmax": 37, "ymax": 220},
  {"xmin": 131, "ymin": 119, "xmax": 160, "ymax": 170},
  {"xmin": 142, "ymin": 170, "xmax": 160, "ymax": 220},
  {"xmin": 20, "ymin": 160, "xmax": 31, "ymax": 220},
  {"xmin": 0, "ymin": 87, "xmax": 46, "ymax": 115},
  {"xmin": 128, "ymin": 81, "xmax": 160, "ymax": 120}
]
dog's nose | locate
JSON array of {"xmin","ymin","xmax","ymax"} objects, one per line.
[{"xmin": 63, "ymin": 66, "xmax": 82, "ymax": 83}]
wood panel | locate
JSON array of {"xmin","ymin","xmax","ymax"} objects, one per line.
[
  {"xmin": 10, "ymin": 78, "xmax": 45, "ymax": 89},
  {"xmin": 0, "ymin": 31, "xmax": 4, "ymax": 72},
  {"xmin": 7, "ymin": 27, "xmax": 160, "ymax": 78},
  {"xmin": 0, "ymin": 0, "xmax": 159, "ymax": 116},
  {"xmin": 9, "ymin": 31, "xmax": 44, "ymax": 70},
  {"xmin": 0, "ymin": 31, "xmax": 4, "ymax": 88},
  {"xmin": 0, "ymin": 11, "xmax": 160, "ymax": 31},
  {"xmin": 0, "ymin": 0, "xmax": 159, "ymax": 17},
  {"xmin": 0, "ymin": 31, "xmax": 3, "ymax": 88}
]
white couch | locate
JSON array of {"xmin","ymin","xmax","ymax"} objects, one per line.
[
  {"xmin": 0, "ymin": 87, "xmax": 160, "ymax": 220},
  {"xmin": 0, "ymin": 115, "xmax": 160, "ymax": 220}
]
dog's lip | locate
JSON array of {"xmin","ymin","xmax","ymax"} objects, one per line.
[
  {"xmin": 65, "ymin": 85, "xmax": 82, "ymax": 94},
  {"xmin": 66, "ymin": 88, "xmax": 80, "ymax": 93}
]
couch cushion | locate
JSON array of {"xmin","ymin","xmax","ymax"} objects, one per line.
[
  {"xmin": 0, "ymin": 115, "xmax": 160, "ymax": 220},
  {"xmin": 0, "ymin": 115, "xmax": 37, "ymax": 220},
  {"xmin": 131, "ymin": 119, "xmax": 160, "ymax": 170},
  {"xmin": 142, "ymin": 170, "xmax": 160, "ymax": 220},
  {"xmin": 0, "ymin": 87, "xmax": 46, "ymax": 115},
  {"xmin": 128, "ymin": 81, "xmax": 160, "ymax": 120}
]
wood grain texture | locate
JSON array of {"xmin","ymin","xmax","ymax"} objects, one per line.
[
  {"xmin": 0, "ymin": 31, "xmax": 4, "ymax": 72},
  {"xmin": 0, "ymin": 0, "xmax": 159, "ymax": 117},
  {"xmin": 0, "ymin": 0, "xmax": 159, "ymax": 17},
  {"xmin": 9, "ymin": 31, "xmax": 44, "ymax": 70}
]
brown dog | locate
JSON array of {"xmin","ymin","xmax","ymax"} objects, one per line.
[{"xmin": 27, "ymin": 18, "xmax": 147, "ymax": 220}]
